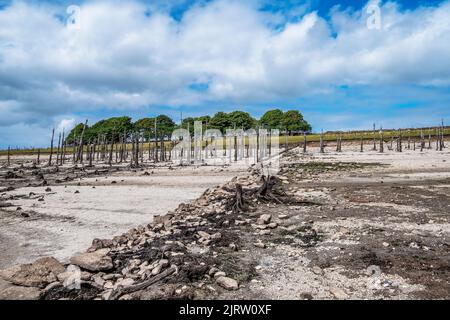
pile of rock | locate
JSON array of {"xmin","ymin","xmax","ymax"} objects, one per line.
[{"xmin": 0, "ymin": 174, "xmax": 284, "ymax": 300}]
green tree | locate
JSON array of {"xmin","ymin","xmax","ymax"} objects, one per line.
[
  {"xmin": 88, "ymin": 116, "xmax": 133, "ymax": 142},
  {"xmin": 66, "ymin": 123, "xmax": 88, "ymax": 145},
  {"xmin": 134, "ymin": 117, "xmax": 156, "ymax": 140},
  {"xmin": 227, "ymin": 111, "xmax": 256, "ymax": 130},
  {"xmin": 181, "ymin": 115, "xmax": 211, "ymax": 135},
  {"xmin": 282, "ymin": 110, "xmax": 311, "ymax": 134},
  {"xmin": 209, "ymin": 112, "xmax": 231, "ymax": 133},
  {"xmin": 260, "ymin": 109, "xmax": 284, "ymax": 130},
  {"xmin": 155, "ymin": 115, "xmax": 176, "ymax": 137}
]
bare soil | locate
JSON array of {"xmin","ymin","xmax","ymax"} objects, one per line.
[{"xmin": 1, "ymin": 145, "xmax": 449, "ymax": 300}]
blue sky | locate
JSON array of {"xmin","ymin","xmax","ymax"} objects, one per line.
[{"xmin": 1, "ymin": 0, "xmax": 450, "ymax": 148}]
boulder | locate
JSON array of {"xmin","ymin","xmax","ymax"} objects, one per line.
[
  {"xmin": 0, "ymin": 281, "xmax": 41, "ymax": 300},
  {"xmin": 257, "ymin": 214, "xmax": 272, "ymax": 225},
  {"xmin": 0, "ymin": 257, "xmax": 65, "ymax": 288},
  {"xmin": 70, "ymin": 249, "xmax": 113, "ymax": 272},
  {"xmin": 216, "ymin": 276, "xmax": 239, "ymax": 291}
]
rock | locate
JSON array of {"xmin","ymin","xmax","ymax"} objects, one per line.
[
  {"xmin": 0, "ymin": 257, "xmax": 65, "ymax": 288},
  {"xmin": 216, "ymin": 276, "xmax": 239, "ymax": 291},
  {"xmin": 158, "ymin": 259, "xmax": 170, "ymax": 268},
  {"xmin": 70, "ymin": 249, "xmax": 113, "ymax": 272},
  {"xmin": 311, "ymin": 266, "xmax": 323, "ymax": 275},
  {"xmin": 88, "ymin": 238, "xmax": 113, "ymax": 252},
  {"xmin": 151, "ymin": 265, "xmax": 162, "ymax": 276},
  {"xmin": 208, "ymin": 267, "xmax": 220, "ymax": 276},
  {"xmin": 93, "ymin": 275, "xmax": 105, "ymax": 287},
  {"xmin": 254, "ymin": 241, "xmax": 266, "ymax": 249},
  {"xmin": 278, "ymin": 214, "xmax": 288, "ymax": 220},
  {"xmin": 0, "ymin": 283, "xmax": 41, "ymax": 300},
  {"xmin": 382, "ymin": 242, "xmax": 390, "ymax": 247},
  {"xmin": 213, "ymin": 271, "xmax": 226, "ymax": 279},
  {"xmin": 116, "ymin": 278, "xmax": 134, "ymax": 288},
  {"xmin": 101, "ymin": 289, "xmax": 113, "ymax": 300},
  {"xmin": 211, "ymin": 232, "xmax": 222, "ymax": 240},
  {"xmin": 257, "ymin": 214, "xmax": 272, "ymax": 225},
  {"xmin": 197, "ymin": 231, "xmax": 211, "ymax": 239},
  {"xmin": 45, "ymin": 187, "xmax": 52, "ymax": 192},
  {"xmin": 267, "ymin": 222, "xmax": 278, "ymax": 229},
  {"xmin": 330, "ymin": 286, "xmax": 348, "ymax": 299}
]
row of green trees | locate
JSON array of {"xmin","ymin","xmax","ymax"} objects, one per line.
[{"xmin": 66, "ymin": 109, "xmax": 311, "ymax": 144}]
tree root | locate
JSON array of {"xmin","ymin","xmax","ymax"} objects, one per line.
[
  {"xmin": 108, "ymin": 265, "xmax": 177, "ymax": 300},
  {"xmin": 226, "ymin": 175, "xmax": 285, "ymax": 214}
]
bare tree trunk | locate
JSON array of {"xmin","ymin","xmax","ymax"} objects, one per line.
[
  {"xmin": 319, "ymin": 130, "xmax": 324, "ymax": 153},
  {"xmin": 407, "ymin": 131, "xmax": 411, "ymax": 150},
  {"xmin": 284, "ymin": 129, "xmax": 288, "ymax": 150},
  {"xmin": 61, "ymin": 129, "xmax": 66, "ymax": 165},
  {"xmin": 303, "ymin": 131, "xmax": 307, "ymax": 153},
  {"xmin": 37, "ymin": 149, "xmax": 40, "ymax": 165},
  {"xmin": 72, "ymin": 133, "xmax": 77, "ymax": 164},
  {"xmin": 135, "ymin": 133, "xmax": 139, "ymax": 167},
  {"xmin": 77, "ymin": 120, "xmax": 88, "ymax": 164},
  {"xmin": 420, "ymin": 129, "xmax": 425, "ymax": 152},
  {"xmin": 372, "ymin": 123, "xmax": 377, "ymax": 151},
  {"xmin": 7, "ymin": 146, "xmax": 10, "ymax": 166},
  {"xmin": 379, "ymin": 127, "xmax": 384, "ymax": 153},
  {"xmin": 48, "ymin": 128, "xmax": 55, "ymax": 166},
  {"xmin": 88, "ymin": 143, "xmax": 93, "ymax": 167},
  {"xmin": 56, "ymin": 132, "xmax": 61, "ymax": 166}
]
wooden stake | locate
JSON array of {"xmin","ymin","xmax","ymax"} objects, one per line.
[
  {"xmin": 56, "ymin": 132, "xmax": 61, "ymax": 166},
  {"xmin": 379, "ymin": 127, "xmax": 384, "ymax": 153},
  {"xmin": 303, "ymin": 131, "xmax": 307, "ymax": 153},
  {"xmin": 319, "ymin": 130, "xmax": 324, "ymax": 153},
  {"xmin": 48, "ymin": 128, "xmax": 55, "ymax": 166}
]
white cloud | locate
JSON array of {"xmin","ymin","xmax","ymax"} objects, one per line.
[
  {"xmin": 0, "ymin": 0, "xmax": 450, "ymax": 145},
  {"xmin": 56, "ymin": 118, "xmax": 75, "ymax": 134}
]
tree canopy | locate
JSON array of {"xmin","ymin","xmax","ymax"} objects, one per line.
[
  {"xmin": 65, "ymin": 123, "xmax": 87, "ymax": 145},
  {"xmin": 227, "ymin": 111, "xmax": 256, "ymax": 130},
  {"xmin": 260, "ymin": 109, "xmax": 284, "ymax": 130},
  {"xmin": 65, "ymin": 108, "xmax": 311, "ymax": 144},
  {"xmin": 209, "ymin": 112, "xmax": 232, "ymax": 133},
  {"xmin": 155, "ymin": 115, "xmax": 176, "ymax": 137},
  {"xmin": 134, "ymin": 117, "xmax": 156, "ymax": 140},
  {"xmin": 181, "ymin": 116, "xmax": 211, "ymax": 135},
  {"xmin": 87, "ymin": 116, "xmax": 134, "ymax": 142},
  {"xmin": 282, "ymin": 110, "xmax": 311, "ymax": 133}
]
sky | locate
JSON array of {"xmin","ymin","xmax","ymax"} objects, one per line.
[{"xmin": 1, "ymin": 0, "xmax": 450, "ymax": 148}]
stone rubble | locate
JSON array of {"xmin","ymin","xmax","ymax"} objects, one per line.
[{"xmin": 0, "ymin": 173, "xmax": 276, "ymax": 300}]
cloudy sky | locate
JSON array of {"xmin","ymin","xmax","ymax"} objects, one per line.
[{"xmin": 1, "ymin": 0, "xmax": 450, "ymax": 148}]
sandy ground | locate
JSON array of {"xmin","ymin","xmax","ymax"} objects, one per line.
[{"xmin": 0, "ymin": 164, "xmax": 246, "ymax": 269}]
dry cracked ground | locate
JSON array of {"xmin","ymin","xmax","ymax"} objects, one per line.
[{"xmin": 0, "ymin": 147, "xmax": 449, "ymax": 300}]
